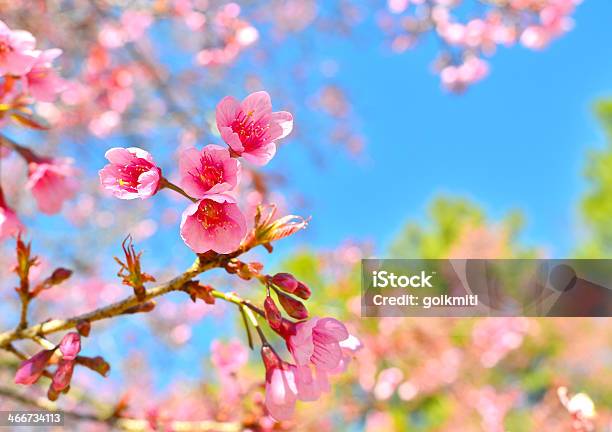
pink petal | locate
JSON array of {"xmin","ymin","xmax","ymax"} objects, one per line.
[
  {"xmin": 241, "ymin": 91, "xmax": 272, "ymax": 123},
  {"xmin": 314, "ymin": 317, "xmax": 349, "ymax": 343},
  {"xmin": 215, "ymin": 96, "xmax": 240, "ymax": 128},
  {"xmin": 242, "ymin": 141, "xmax": 276, "ymax": 166},
  {"xmin": 136, "ymin": 169, "xmax": 161, "ymax": 198},
  {"xmin": 271, "ymin": 111, "xmax": 294, "ymax": 139},
  {"xmin": 105, "ymin": 147, "xmax": 135, "ymax": 165}
]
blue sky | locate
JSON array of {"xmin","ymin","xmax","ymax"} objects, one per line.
[
  {"xmin": 5, "ymin": 1, "xmax": 612, "ymax": 391},
  {"xmin": 269, "ymin": 0, "xmax": 612, "ymax": 257}
]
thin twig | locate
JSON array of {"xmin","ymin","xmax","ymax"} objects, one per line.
[{"xmin": 0, "ymin": 242, "xmax": 257, "ymax": 347}]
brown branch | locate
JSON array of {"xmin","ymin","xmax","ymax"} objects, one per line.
[{"xmin": 0, "ymin": 243, "xmax": 256, "ymax": 347}]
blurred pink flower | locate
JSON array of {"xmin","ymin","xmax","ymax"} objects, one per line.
[
  {"xmin": 210, "ymin": 338, "xmax": 249, "ymax": 375},
  {"xmin": 178, "ymin": 145, "xmax": 240, "ymax": 198},
  {"xmin": 179, "ymin": 194, "xmax": 246, "ymax": 253},
  {"xmin": 120, "ymin": 10, "xmax": 153, "ymax": 42},
  {"xmin": 0, "ymin": 190, "xmax": 22, "ymax": 240},
  {"xmin": 26, "ymin": 158, "xmax": 78, "ymax": 215},
  {"xmin": 23, "ymin": 48, "xmax": 65, "ymax": 102},
  {"xmin": 99, "ymin": 147, "xmax": 161, "ymax": 200},
  {"xmin": 520, "ymin": 25, "xmax": 550, "ymax": 49},
  {"xmin": 216, "ymin": 91, "xmax": 293, "ymax": 165},
  {"xmin": 0, "ymin": 20, "xmax": 37, "ymax": 76}
]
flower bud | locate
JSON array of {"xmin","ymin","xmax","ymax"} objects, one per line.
[
  {"xmin": 271, "ymin": 273, "xmax": 298, "ymax": 293},
  {"xmin": 49, "ymin": 267, "xmax": 72, "ymax": 285},
  {"xmin": 276, "ymin": 291, "xmax": 308, "ymax": 320},
  {"xmin": 293, "ymin": 281, "xmax": 311, "ymax": 300},
  {"xmin": 59, "ymin": 332, "xmax": 81, "ymax": 361},
  {"xmin": 51, "ymin": 359, "xmax": 75, "ymax": 392},
  {"xmin": 264, "ymin": 296, "xmax": 282, "ymax": 331},
  {"xmin": 14, "ymin": 349, "xmax": 55, "ymax": 385}
]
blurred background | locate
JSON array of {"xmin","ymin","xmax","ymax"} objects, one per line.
[{"xmin": 0, "ymin": 0, "xmax": 611, "ymax": 430}]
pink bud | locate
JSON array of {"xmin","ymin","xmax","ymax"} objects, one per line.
[
  {"xmin": 264, "ymin": 296, "xmax": 282, "ymax": 331},
  {"xmin": 51, "ymin": 359, "xmax": 75, "ymax": 392},
  {"xmin": 276, "ymin": 291, "xmax": 308, "ymax": 320},
  {"xmin": 59, "ymin": 332, "xmax": 81, "ymax": 360},
  {"xmin": 49, "ymin": 268, "xmax": 72, "ymax": 285},
  {"xmin": 14, "ymin": 349, "xmax": 55, "ymax": 385},
  {"xmin": 271, "ymin": 273, "xmax": 298, "ymax": 293},
  {"xmin": 293, "ymin": 281, "xmax": 311, "ymax": 300},
  {"xmin": 260, "ymin": 344, "xmax": 282, "ymax": 375}
]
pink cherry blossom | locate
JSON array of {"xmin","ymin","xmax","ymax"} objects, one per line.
[
  {"xmin": 216, "ymin": 91, "xmax": 293, "ymax": 165},
  {"xmin": 293, "ymin": 364, "xmax": 330, "ymax": 402},
  {"xmin": 26, "ymin": 158, "xmax": 78, "ymax": 215},
  {"xmin": 179, "ymin": 194, "xmax": 247, "ymax": 254},
  {"xmin": 14, "ymin": 349, "xmax": 55, "ymax": 385},
  {"xmin": 0, "ymin": 190, "xmax": 22, "ymax": 241},
  {"xmin": 284, "ymin": 317, "xmax": 349, "ymax": 372},
  {"xmin": 210, "ymin": 338, "xmax": 249, "ymax": 375},
  {"xmin": 520, "ymin": 25, "xmax": 550, "ymax": 49},
  {"xmin": 23, "ymin": 49, "xmax": 65, "ymax": 102},
  {"xmin": 261, "ymin": 345, "xmax": 299, "ymax": 421},
  {"xmin": 178, "ymin": 145, "xmax": 240, "ymax": 198},
  {"xmin": 99, "ymin": 147, "xmax": 161, "ymax": 200},
  {"xmin": 0, "ymin": 20, "xmax": 37, "ymax": 76}
]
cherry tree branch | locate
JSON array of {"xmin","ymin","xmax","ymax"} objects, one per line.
[{"xmin": 0, "ymin": 243, "xmax": 259, "ymax": 347}]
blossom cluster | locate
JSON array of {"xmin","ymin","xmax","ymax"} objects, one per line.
[
  {"xmin": 0, "ymin": 20, "xmax": 65, "ymax": 121},
  {"xmin": 380, "ymin": 0, "xmax": 581, "ymax": 91},
  {"xmin": 99, "ymin": 90, "xmax": 293, "ymax": 254},
  {"xmin": 0, "ymin": 21, "xmax": 77, "ymax": 240}
]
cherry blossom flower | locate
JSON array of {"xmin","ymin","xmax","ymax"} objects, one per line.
[
  {"xmin": 0, "ymin": 190, "xmax": 22, "ymax": 240},
  {"xmin": 179, "ymin": 194, "xmax": 247, "ymax": 254},
  {"xmin": 178, "ymin": 145, "xmax": 240, "ymax": 198},
  {"xmin": 99, "ymin": 147, "xmax": 161, "ymax": 200},
  {"xmin": 284, "ymin": 317, "xmax": 349, "ymax": 372},
  {"xmin": 210, "ymin": 338, "xmax": 249, "ymax": 375},
  {"xmin": 23, "ymin": 49, "xmax": 65, "ymax": 102},
  {"xmin": 261, "ymin": 345, "xmax": 299, "ymax": 421},
  {"xmin": 0, "ymin": 20, "xmax": 37, "ymax": 76},
  {"xmin": 26, "ymin": 158, "xmax": 78, "ymax": 215},
  {"xmin": 216, "ymin": 91, "xmax": 293, "ymax": 165}
]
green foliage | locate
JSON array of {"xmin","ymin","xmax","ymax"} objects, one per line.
[
  {"xmin": 578, "ymin": 99, "xmax": 612, "ymax": 257},
  {"xmin": 389, "ymin": 195, "xmax": 532, "ymax": 258}
]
